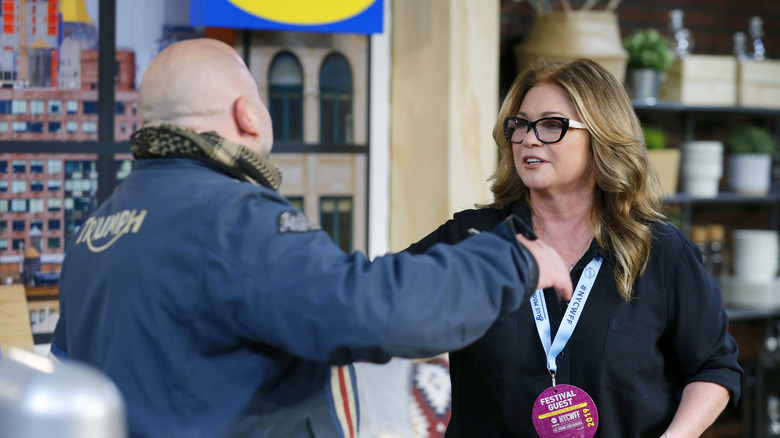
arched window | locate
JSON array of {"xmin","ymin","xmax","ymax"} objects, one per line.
[
  {"xmin": 319, "ymin": 53, "xmax": 353, "ymax": 144},
  {"xmin": 268, "ymin": 52, "xmax": 304, "ymax": 142}
]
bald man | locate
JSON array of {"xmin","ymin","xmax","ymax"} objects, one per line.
[
  {"xmin": 139, "ymin": 38, "xmax": 273, "ymax": 158},
  {"xmin": 51, "ymin": 38, "xmax": 572, "ymax": 438}
]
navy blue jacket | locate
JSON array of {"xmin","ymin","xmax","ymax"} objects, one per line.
[
  {"xmin": 52, "ymin": 158, "xmax": 539, "ymax": 438},
  {"xmin": 407, "ymin": 201, "xmax": 742, "ymax": 438}
]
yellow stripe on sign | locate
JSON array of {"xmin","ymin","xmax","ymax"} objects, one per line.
[
  {"xmin": 537, "ymin": 402, "xmax": 588, "ymax": 419},
  {"xmin": 227, "ymin": 0, "xmax": 376, "ymax": 25}
]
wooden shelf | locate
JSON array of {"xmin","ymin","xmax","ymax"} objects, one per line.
[
  {"xmin": 665, "ymin": 192, "xmax": 780, "ymax": 204},
  {"xmin": 636, "ymin": 102, "xmax": 780, "ymax": 438},
  {"xmin": 633, "ymin": 100, "xmax": 780, "ymax": 115}
]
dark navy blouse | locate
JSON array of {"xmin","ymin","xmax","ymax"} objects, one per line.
[{"xmin": 407, "ymin": 200, "xmax": 742, "ymax": 438}]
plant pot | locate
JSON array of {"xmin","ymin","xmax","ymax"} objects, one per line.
[
  {"xmin": 681, "ymin": 141, "xmax": 723, "ymax": 198},
  {"xmin": 733, "ymin": 229, "xmax": 779, "ymax": 283},
  {"xmin": 728, "ymin": 153, "xmax": 772, "ymax": 195},
  {"xmin": 646, "ymin": 148, "xmax": 680, "ymax": 196},
  {"xmin": 626, "ymin": 68, "xmax": 662, "ymax": 104},
  {"xmin": 514, "ymin": 10, "xmax": 628, "ymax": 82}
]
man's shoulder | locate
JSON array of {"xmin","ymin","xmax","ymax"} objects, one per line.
[
  {"xmin": 451, "ymin": 207, "xmax": 506, "ymax": 228},
  {"xmin": 133, "ymin": 157, "xmax": 238, "ymax": 180},
  {"xmin": 132, "ymin": 158, "xmax": 280, "ymax": 196}
]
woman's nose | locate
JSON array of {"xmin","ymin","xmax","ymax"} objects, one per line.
[{"xmin": 520, "ymin": 127, "xmax": 540, "ymax": 146}]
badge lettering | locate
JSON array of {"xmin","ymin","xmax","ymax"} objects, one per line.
[
  {"xmin": 278, "ymin": 210, "xmax": 321, "ymax": 233},
  {"xmin": 531, "ymin": 292, "xmax": 544, "ymax": 321},
  {"xmin": 533, "ymin": 384, "xmax": 599, "ymax": 437},
  {"xmin": 566, "ymin": 288, "xmax": 587, "ymax": 324}
]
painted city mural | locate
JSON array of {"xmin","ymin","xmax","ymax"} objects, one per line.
[{"xmin": 0, "ymin": 0, "xmax": 368, "ymax": 341}]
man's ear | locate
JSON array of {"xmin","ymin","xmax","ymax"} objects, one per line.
[{"xmin": 234, "ymin": 96, "xmax": 260, "ymax": 137}]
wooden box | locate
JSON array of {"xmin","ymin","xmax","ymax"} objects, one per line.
[
  {"xmin": 738, "ymin": 60, "xmax": 780, "ymax": 108},
  {"xmin": 0, "ymin": 284, "xmax": 34, "ymax": 356},
  {"xmin": 659, "ymin": 55, "xmax": 737, "ymax": 106}
]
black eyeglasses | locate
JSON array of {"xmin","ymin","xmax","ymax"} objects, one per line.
[{"xmin": 503, "ymin": 116, "xmax": 587, "ymax": 144}]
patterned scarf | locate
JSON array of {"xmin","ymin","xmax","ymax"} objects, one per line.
[{"xmin": 130, "ymin": 123, "xmax": 282, "ymax": 191}]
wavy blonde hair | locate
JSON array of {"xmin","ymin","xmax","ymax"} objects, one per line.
[{"xmin": 487, "ymin": 58, "xmax": 665, "ymax": 300}]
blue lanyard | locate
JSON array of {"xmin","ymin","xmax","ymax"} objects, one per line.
[{"xmin": 530, "ymin": 257, "xmax": 603, "ymax": 373}]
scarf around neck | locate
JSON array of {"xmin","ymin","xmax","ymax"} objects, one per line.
[{"xmin": 130, "ymin": 123, "xmax": 283, "ymax": 191}]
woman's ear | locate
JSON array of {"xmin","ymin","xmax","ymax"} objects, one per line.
[{"xmin": 234, "ymin": 96, "xmax": 260, "ymax": 137}]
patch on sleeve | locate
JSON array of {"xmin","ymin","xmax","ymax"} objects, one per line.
[{"xmin": 278, "ymin": 210, "xmax": 321, "ymax": 233}]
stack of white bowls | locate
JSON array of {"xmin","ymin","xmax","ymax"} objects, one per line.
[
  {"xmin": 681, "ymin": 141, "xmax": 723, "ymax": 198},
  {"xmin": 729, "ymin": 230, "xmax": 780, "ymax": 308},
  {"xmin": 734, "ymin": 230, "xmax": 779, "ymax": 282}
]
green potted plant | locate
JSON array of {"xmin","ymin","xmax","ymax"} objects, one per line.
[
  {"xmin": 643, "ymin": 125, "xmax": 667, "ymax": 151},
  {"xmin": 727, "ymin": 125, "xmax": 777, "ymax": 195},
  {"xmin": 643, "ymin": 125, "xmax": 680, "ymax": 196},
  {"xmin": 623, "ymin": 29, "xmax": 674, "ymax": 103}
]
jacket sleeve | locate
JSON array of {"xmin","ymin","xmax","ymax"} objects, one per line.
[
  {"xmin": 667, "ymin": 229, "xmax": 742, "ymax": 405},
  {"xmin": 202, "ymin": 191, "xmax": 538, "ymax": 365},
  {"xmin": 50, "ymin": 307, "xmax": 68, "ymax": 361}
]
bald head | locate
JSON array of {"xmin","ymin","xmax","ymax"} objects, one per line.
[{"xmin": 139, "ymin": 38, "xmax": 273, "ymax": 156}]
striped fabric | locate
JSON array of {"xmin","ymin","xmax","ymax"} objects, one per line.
[{"xmin": 328, "ymin": 364, "xmax": 359, "ymax": 438}]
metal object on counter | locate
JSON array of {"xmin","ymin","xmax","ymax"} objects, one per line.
[
  {"xmin": 769, "ymin": 394, "xmax": 780, "ymax": 435},
  {"xmin": 0, "ymin": 347, "xmax": 127, "ymax": 438},
  {"xmin": 749, "ymin": 16, "xmax": 766, "ymax": 61},
  {"xmin": 669, "ymin": 9, "xmax": 693, "ymax": 57}
]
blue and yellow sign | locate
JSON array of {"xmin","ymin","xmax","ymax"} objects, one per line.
[{"xmin": 190, "ymin": 0, "xmax": 384, "ymax": 34}]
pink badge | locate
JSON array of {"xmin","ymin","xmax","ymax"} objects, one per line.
[{"xmin": 531, "ymin": 384, "xmax": 598, "ymax": 437}]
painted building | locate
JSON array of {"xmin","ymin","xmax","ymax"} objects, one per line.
[
  {"xmin": 239, "ymin": 31, "xmax": 369, "ymax": 253},
  {"xmin": 0, "ymin": 0, "xmax": 60, "ymax": 88},
  {"xmin": 0, "ymin": 0, "xmax": 139, "ymax": 259},
  {"xmin": 0, "ymin": 2, "xmax": 371, "ymax": 281}
]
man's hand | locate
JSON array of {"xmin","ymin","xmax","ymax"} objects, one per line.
[{"xmin": 517, "ymin": 234, "xmax": 573, "ymax": 301}]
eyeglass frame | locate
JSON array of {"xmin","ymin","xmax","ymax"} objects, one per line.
[{"xmin": 503, "ymin": 116, "xmax": 588, "ymax": 144}]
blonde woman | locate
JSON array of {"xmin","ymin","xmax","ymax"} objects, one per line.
[{"xmin": 407, "ymin": 59, "xmax": 741, "ymax": 437}]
